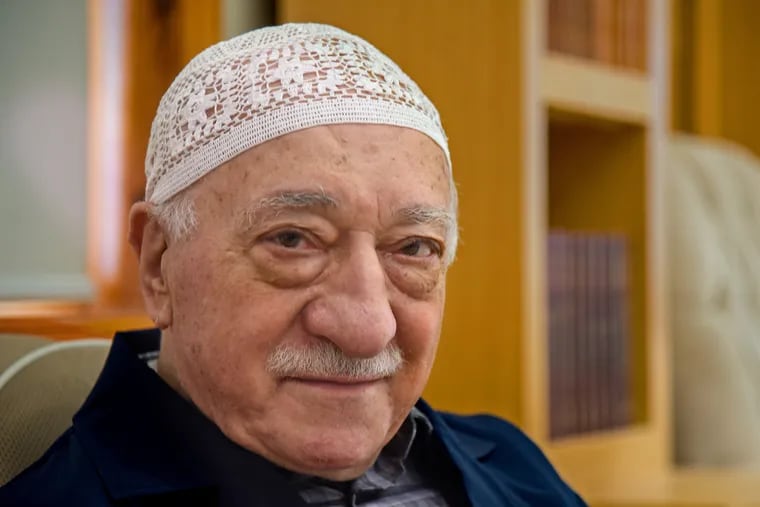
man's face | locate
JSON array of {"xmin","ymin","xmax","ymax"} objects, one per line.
[{"xmin": 157, "ymin": 124, "xmax": 452, "ymax": 480}]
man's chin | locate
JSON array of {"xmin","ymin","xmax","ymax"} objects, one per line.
[
  {"xmin": 290, "ymin": 444, "xmax": 380, "ymax": 481},
  {"xmin": 220, "ymin": 413, "xmax": 389, "ymax": 479},
  {"xmin": 276, "ymin": 424, "xmax": 385, "ymax": 475}
]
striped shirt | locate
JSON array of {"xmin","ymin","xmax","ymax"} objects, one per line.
[{"xmin": 291, "ymin": 408, "xmax": 450, "ymax": 506}]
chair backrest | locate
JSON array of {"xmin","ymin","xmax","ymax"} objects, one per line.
[
  {"xmin": 0, "ymin": 334, "xmax": 49, "ymax": 373},
  {"xmin": 667, "ymin": 134, "xmax": 760, "ymax": 467},
  {"xmin": 0, "ymin": 335, "xmax": 110, "ymax": 485}
]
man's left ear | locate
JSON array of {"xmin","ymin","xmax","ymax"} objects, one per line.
[{"xmin": 128, "ymin": 202, "xmax": 173, "ymax": 329}]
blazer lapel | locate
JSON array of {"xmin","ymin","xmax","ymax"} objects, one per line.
[{"xmin": 415, "ymin": 400, "xmax": 528, "ymax": 507}]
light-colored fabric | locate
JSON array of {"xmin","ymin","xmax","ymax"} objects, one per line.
[
  {"xmin": 0, "ymin": 337, "xmax": 110, "ymax": 485},
  {"xmin": 145, "ymin": 23, "xmax": 450, "ymax": 205},
  {"xmin": 667, "ymin": 134, "xmax": 760, "ymax": 467},
  {"xmin": 0, "ymin": 335, "xmax": 49, "ymax": 374}
]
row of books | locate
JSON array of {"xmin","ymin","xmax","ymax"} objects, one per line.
[
  {"xmin": 548, "ymin": 230, "xmax": 633, "ymax": 438},
  {"xmin": 547, "ymin": 0, "xmax": 647, "ymax": 71}
]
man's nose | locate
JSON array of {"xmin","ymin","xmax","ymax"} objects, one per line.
[{"xmin": 302, "ymin": 243, "xmax": 397, "ymax": 358}]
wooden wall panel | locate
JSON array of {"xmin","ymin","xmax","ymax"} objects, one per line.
[
  {"xmin": 691, "ymin": 0, "xmax": 723, "ymax": 137},
  {"xmin": 719, "ymin": 1, "xmax": 760, "ymax": 157},
  {"xmin": 672, "ymin": 0, "xmax": 760, "ymax": 157},
  {"xmin": 670, "ymin": 0, "xmax": 693, "ymax": 132}
]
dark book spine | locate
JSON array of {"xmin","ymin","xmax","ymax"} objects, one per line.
[
  {"xmin": 559, "ymin": 231, "xmax": 575, "ymax": 436},
  {"xmin": 618, "ymin": 0, "xmax": 647, "ymax": 70},
  {"xmin": 610, "ymin": 235, "xmax": 633, "ymax": 427},
  {"xmin": 548, "ymin": 0, "xmax": 593, "ymax": 59},
  {"xmin": 598, "ymin": 234, "xmax": 613, "ymax": 430},
  {"xmin": 573, "ymin": 232, "xmax": 589, "ymax": 434},
  {"xmin": 549, "ymin": 230, "xmax": 574, "ymax": 438},
  {"xmin": 548, "ymin": 232, "xmax": 562, "ymax": 438},
  {"xmin": 587, "ymin": 234, "xmax": 602, "ymax": 432},
  {"xmin": 590, "ymin": 0, "xmax": 618, "ymax": 65}
]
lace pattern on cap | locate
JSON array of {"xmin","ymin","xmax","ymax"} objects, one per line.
[{"xmin": 145, "ymin": 23, "xmax": 450, "ymax": 204}]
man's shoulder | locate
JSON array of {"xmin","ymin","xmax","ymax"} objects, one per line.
[
  {"xmin": 427, "ymin": 408, "xmax": 587, "ymax": 506},
  {"xmin": 0, "ymin": 428, "xmax": 111, "ymax": 507},
  {"xmin": 436, "ymin": 410, "xmax": 550, "ymax": 464},
  {"xmin": 437, "ymin": 410, "xmax": 533, "ymax": 445}
]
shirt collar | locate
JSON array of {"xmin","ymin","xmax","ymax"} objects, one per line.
[
  {"xmin": 383, "ymin": 406, "xmax": 432, "ymax": 463},
  {"xmin": 357, "ymin": 406, "xmax": 433, "ymax": 488}
]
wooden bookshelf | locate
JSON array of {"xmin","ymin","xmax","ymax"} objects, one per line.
[
  {"xmin": 580, "ymin": 468, "xmax": 760, "ymax": 507},
  {"xmin": 526, "ymin": 0, "xmax": 671, "ymax": 493},
  {"xmin": 547, "ymin": 0, "xmax": 648, "ymax": 72},
  {"xmin": 542, "ymin": 54, "xmax": 651, "ymax": 124}
]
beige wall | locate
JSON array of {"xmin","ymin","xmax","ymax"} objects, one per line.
[{"xmin": 0, "ymin": 0, "xmax": 91, "ymax": 299}]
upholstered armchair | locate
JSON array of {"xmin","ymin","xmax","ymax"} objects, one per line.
[
  {"xmin": 0, "ymin": 335, "xmax": 110, "ymax": 484},
  {"xmin": 667, "ymin": 134, "xmax": 760, "ymax": 467}
]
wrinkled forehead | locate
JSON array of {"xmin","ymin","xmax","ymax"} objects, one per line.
[
  {"xmin": 145, "ymin": 23, "xmax": 451, "ymax": 205},
  {"xmin": 194, "ymin": 124, "xmax": 450, "ymax": 205}
]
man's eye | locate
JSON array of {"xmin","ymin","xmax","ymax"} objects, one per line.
[
  {"xmin": 269, "ymin": 230, "xmax": 306, "ymax": 249},
  {"xmin": 399, "ymin": 238, "xmax": 440, "ymax": 257}
]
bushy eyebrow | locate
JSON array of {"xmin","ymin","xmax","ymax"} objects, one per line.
[
  {"xmin": 237, "ymin": 190, "xmax": 453, "ymax": 238},
  {"xmin": 395, "ymin": 206, "xmax": 456, "ymax": 236},
  {"xmin": 238, "ymin": 189, "xmax": 338, "ymax": 231}
]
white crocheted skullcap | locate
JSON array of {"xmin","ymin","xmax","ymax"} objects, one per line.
[{"xmin": 145, "ymin": 23, "xmax": 451, "ymax": 204}]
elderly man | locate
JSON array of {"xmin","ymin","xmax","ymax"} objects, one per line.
[{"xmin": 0, "ymin": 24, "xmax": 584, "ymax": 506}]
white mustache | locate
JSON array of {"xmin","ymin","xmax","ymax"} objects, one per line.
[{"xmin": 266, "ymin": 341, "xmax": 404, "ymax": 379}]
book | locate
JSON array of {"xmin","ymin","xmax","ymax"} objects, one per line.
[
  {"xmin": 549, "ymin": 231, "xmax": 575, "ymax": 437},
  {"xmin": 619, "ymin": 0, "xmax": 647, "ymax": 70},
  {"xmin": 591, "ymin": 0, "xmax": 618, "ymax": 64},
  {"xmin": 548, "ymin": 0, "xmax": 647, "ymax": 70},
  {"xmin": 548, "ymin": 0, "xmax": 593, "ymax": 59},
  {"xmin": 609, "ymin": 234, "xmax": 633, "ymax": 427}
]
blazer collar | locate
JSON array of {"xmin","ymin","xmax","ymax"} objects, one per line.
[
  {"xmin": 72, "ymin": 329, "xmax": 304, "ymax": 505},
  {"xmin": 414, "ymin": 398, "xmax": 496, "ymax": 460},
  {"xmin": 415, "ymin": 400, "xmax": 531, "ymax": 507}
]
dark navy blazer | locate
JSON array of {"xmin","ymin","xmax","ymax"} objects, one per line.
[{"xmin": 0, "ymin": 329, "xmax": 585, "ymax": 506}]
